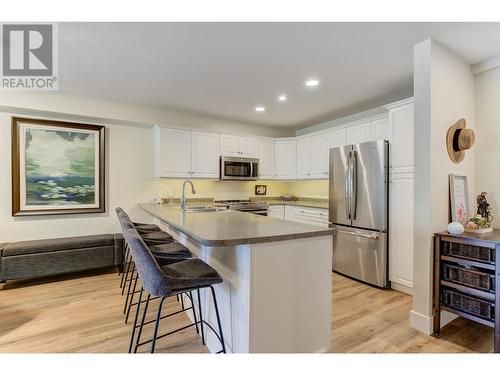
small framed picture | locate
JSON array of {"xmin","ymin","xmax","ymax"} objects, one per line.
[
  {"xmin": 449, "ymin": 174, "xmax": 469, "ymax": 224},
  {"xmin": 255, "ymin": 184, "xmax": 267, "ymax": 196}
]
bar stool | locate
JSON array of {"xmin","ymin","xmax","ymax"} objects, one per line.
[
  {"xmin": 115, "ymin": 208, "xmax": 193, "ymax": 322},
  {"xmin": 124, "ymin": 228, "xmax": 226, "ymax": 354}
]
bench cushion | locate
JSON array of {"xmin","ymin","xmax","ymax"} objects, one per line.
[{"xmin": 2, "ymin": 234, "xmax": 114, "ymax": 257}]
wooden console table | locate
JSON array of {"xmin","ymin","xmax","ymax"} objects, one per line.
[{"xmin": 434, "ymin": 230, "xmax": 500, "ymax": 353}]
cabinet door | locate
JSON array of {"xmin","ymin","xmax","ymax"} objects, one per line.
[
  {"xmin": 284, "ymin": 205, "xmax": 297, "ymax": 221},
  {"xmin": 322, "ymin": 128, "xmax": 346, "ymax": 178},
  {"xmin": 296, "ymin": 136, "xmax": 312, "ymax": 179},
  {"xmin": 391, "ymin": 104, "xmax": 414, "ymax": 173},
  {"xmin": 156, "ymin": 128, "xmax": 192, "ymax": 177},
  {"xmin": 275, "ymin": 140, "xmax": 297, "ymax": 179},
  {"xmin": 258, "ymin": 139, "xmax": 275, "ymax": 179},
  {"xmin": 389, "ymin": 174, "xmax": 414, "ymax": 293},
  {"xmin": 346, "ymin": 121, "xmax": 372, "ymax": 145},
  {"xmin": 268, "ymin": 205, "xmax": 285, "ymax": 219},
  {"xmin": 239, "ymin": 137, "xmax": 259, "ymax": 157},
  {"xmin": 372, "ymin": 118, "xmax": 392, "ymax": 142},
  {"xmin": 192, "ymin": 132, "xmax": 220, "ymax": 178},
  {"xmin": 220, "ymin": 135, "xmax": 241, "ymax": 157}
]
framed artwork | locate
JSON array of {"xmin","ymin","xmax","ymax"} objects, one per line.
[
  {"xmin": 11, "ymin": 117, "xmax": 105, "ymax": 216},
  {"xmin": 449, "ymin": 174, "xmax": 469, "ymax": 225},
  {"xmin": 255, "ymin": 184, "xmax": 267, "ymax": 196}
]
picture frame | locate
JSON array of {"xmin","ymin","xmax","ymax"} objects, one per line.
[
  {"xmin": 11, "ymin": 117, "xmax": 105, "ymax": 216},
  {"xmin": 449, "ymin": 174, "xmax": 469, "ymax": 225},
  {"xmin": 255, "ymin": 184, "xmax": 267, "ymax": 196}
]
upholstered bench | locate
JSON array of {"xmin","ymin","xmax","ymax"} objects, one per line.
[{"xmin": 0, "ymin": 234, "xmax": 124, "ymax": 283}]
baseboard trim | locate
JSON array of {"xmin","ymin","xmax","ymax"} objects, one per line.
[
  {"xmin": 410, "ymin": 309, "xmax": 459, "ymax": 335},
  {"xmin": 391, "ymin": 282, "xmax": 413, "ymax": 296},
  {"xmin": 409, "ymin": 310, "xmax": 433, "ymax": 335}
]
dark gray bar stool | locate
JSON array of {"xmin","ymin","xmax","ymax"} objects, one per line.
[
  {"xmin": 115, "ymin": 208, "xmax": 193, "ymax": 322},
  {"xmin": 124, "ymin": 228, "xmax": 226, "ymax": 354}
]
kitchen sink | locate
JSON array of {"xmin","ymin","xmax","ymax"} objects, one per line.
[{"xmin": 183, "ymin": 205, "xmax": 227, "ymax": 213}]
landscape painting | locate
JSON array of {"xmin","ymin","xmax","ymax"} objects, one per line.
[{"xmin": 12, "ymin": 117, "xmax": 105, "ymax": 216}]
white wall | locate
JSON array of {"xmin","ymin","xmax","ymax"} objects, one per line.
[
  {"xmin": 0, "ymin": 112, "xmax": 158, "ymax": 242},
  {"xmin": 411, "ymin": 39, "xmax": 476, "ymax": 334},
  {"xmin": 474, "ymin": 65, "xmax": 500, "ymax": 226}
]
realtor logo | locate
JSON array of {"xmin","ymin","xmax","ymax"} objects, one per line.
[{"xmin": 1, "ymin": 23, "xmax": 58, "ymax": 90}]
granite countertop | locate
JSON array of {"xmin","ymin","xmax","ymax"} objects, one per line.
[{"xmin": 140, "ymin": 203, "xmax": 334, "ymax": 247}]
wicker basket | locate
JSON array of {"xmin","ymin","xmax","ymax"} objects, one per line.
[
  {"xmin": 442, "ymin": 242, "xmax": 495, "ymax": 263},
  {"xmin": 443, "ymin": 263, "xmax": 495, "ymax": 292},
  {"xmin": 442, "ymin": 288, "xmax": 495, "ymax": 322}
]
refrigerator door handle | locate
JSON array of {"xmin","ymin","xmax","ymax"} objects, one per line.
[
  {"xmin": 351, "ymin": 150, "xmax": 358, "ymax": 220},
  {"xmin": 333, "ymin": 228, "xmax": 379, "ymax": 240},
  {"xmin": 345, "ymin": 150, "xmax": 351, "ymax": 219}
]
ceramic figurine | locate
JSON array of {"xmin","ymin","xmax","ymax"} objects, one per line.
[
  {"xmin": 447, "ymin": 222, "xmax": 465, "ymax": 235},
  {"xmin": 477, "ymin": 192, "xmax": 493, "ymax": 225}
]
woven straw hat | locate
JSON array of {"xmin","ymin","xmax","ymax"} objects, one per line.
[{"xmin": 446, "ymin": 118, "xmax": 475, "ymax": 163}]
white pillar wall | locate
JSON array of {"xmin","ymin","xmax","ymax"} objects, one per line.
[{"xmin": 411, "ymin": 39, "xmax": 476, "ymax": 334}]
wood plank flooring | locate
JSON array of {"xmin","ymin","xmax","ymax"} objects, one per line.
[{"xmin": 0, "ymin": 269, "xmax": 494, "ymax": 353}]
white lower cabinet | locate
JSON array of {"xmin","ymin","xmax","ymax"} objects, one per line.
[
  {"xmin": 389, "ymin": 173, "xmax": 414, "ymax": 295},
  {"xmin": 268, "ymin": 205, "xmax": 285, "ymax": 219},
  {"xmin": 277, "ymin": 204, "xmax": 329, "ymax": 228}
]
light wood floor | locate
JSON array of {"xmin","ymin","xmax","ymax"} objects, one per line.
[{"xmin": 0, "ymin": 269, "xmax": 494, "ymax": 353}]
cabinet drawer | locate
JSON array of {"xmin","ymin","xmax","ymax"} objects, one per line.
[
  {"xmin": 442, "ymin": 262, "xmax": 495, "ymax": 292},
  {"xmin": 295, "ymin": 207, "xmax": 328, "ymax": 224},
  {"xmin": 442, "ymin": 287, "xmax": 495, "ymax": 322},
  {"xmin": 441, "ymin": 241, "xmax": 495, "ymax": 264}
]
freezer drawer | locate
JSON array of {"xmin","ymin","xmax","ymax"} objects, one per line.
[{"xmin": 332, "ymin": 225, "xmax": 388, "ymax": 288}]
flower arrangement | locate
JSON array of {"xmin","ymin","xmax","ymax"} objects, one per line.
[{"xmin": 466, "ymin": 215, "xmax": 490, "ymax": 229}]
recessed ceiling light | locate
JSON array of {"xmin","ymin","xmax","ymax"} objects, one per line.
[
  {"xmin": 278, "ymin": 95, "xmax": 287, "ymax": 102},
  {"xmin": 255, "ymin": 106, "xmax": 266, "ymax": 112},
  {"xmin": 305, "ymin": 79, "xmax": 319, "ymax": 87}
]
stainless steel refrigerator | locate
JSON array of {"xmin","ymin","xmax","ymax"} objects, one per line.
[{"xmin": 328, "ymin": 140, "xmax": 389, "ymax": 288}]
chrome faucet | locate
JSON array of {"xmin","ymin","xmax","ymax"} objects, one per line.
[{"xmin": 181, "ymin": 179, "xmax": 196, "ymax": 210}]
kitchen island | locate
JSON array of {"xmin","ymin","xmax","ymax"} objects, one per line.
[{"xmin": 140, "ymin": 203, "xmax": 334, "ymax": 353}]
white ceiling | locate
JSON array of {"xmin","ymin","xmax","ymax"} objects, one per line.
[{"xmin": 59, "ymin": 22, "xmax": 500, "ymax": 128}]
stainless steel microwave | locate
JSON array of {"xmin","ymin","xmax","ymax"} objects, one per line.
[{"xmin": 220, "ymin": 156, "xmax": 259, "ymax": 180}]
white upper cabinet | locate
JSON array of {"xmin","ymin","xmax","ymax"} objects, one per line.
[
  {"xmin": 275, "ymin": 139, "xmax": 297, "ymax": 179},
  {"xmin": 220, "ymin": 134, "xmax": 259, "ymax": 158},
  {"xmin": 258, "ymin": 138, "xmax": 275, "ymax": 179},
  {"xmin": 389, "ymin": 103, "xmax": 414, "ymax": 173},
  {"xmin": 155, "ymin": 128, "xmax": 192, "ymax": 177},
  {"xmin": 296, "ymin": 136, "xmax": 312, "ymax": 179},
  {"xmin": 155, "ymin": 127, "xmax": 219, "ymax": 178},
  {"xmin": 346, "ymin": 121, "xmax": 372, "ymax": 145},
  {"xmin": 192, "ymin": 131, "xmax": 220, "ymax": 178},
  {"xmin": 371, "ymin": 117, "xmax": 392, "ymax": 142}
]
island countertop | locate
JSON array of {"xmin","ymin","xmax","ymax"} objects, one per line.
[{"xmin": 140, "ymin": 203, "xmax": 334, "ymax": 247}]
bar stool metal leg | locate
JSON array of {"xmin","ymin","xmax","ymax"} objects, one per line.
[
  {"xmin": 125, "ymin": 273, "xmax": 139, "ymax": 322},
  {"xmin": 188, "ymin": 291, "xmax": 199, "ymax": 334},
  {"xmin": 210, "ymin": 285, "xmax": 226, "ymax": 354},
  {"xmin": 129, "ymin": 287, "xmax": 144, "ymax": 353},
  {"xmin": 120, "ymin": 249, "xmax": 131, "ymax": 288},
  {"xmin": 151, "ymin": 296, "xmax": 167, "ymax": 353},
  {"xmin": 134, "ymin": 293, "xmax": 151, "ymax": 353},
  {"xmin": 196, "ymin": 289, "xmax": 205, "ymax": 345},
  {"xmin": 121, "ymin": 255, "xmax": 134, "ymax": 294},
  {"xmin": 123, "ymin": 265, "xmax": 136, "ymax": 312}
]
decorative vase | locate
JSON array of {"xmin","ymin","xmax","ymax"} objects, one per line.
[{"xmin": 447, "ymin": 222, "xmax": 464, "ymax": 235}]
